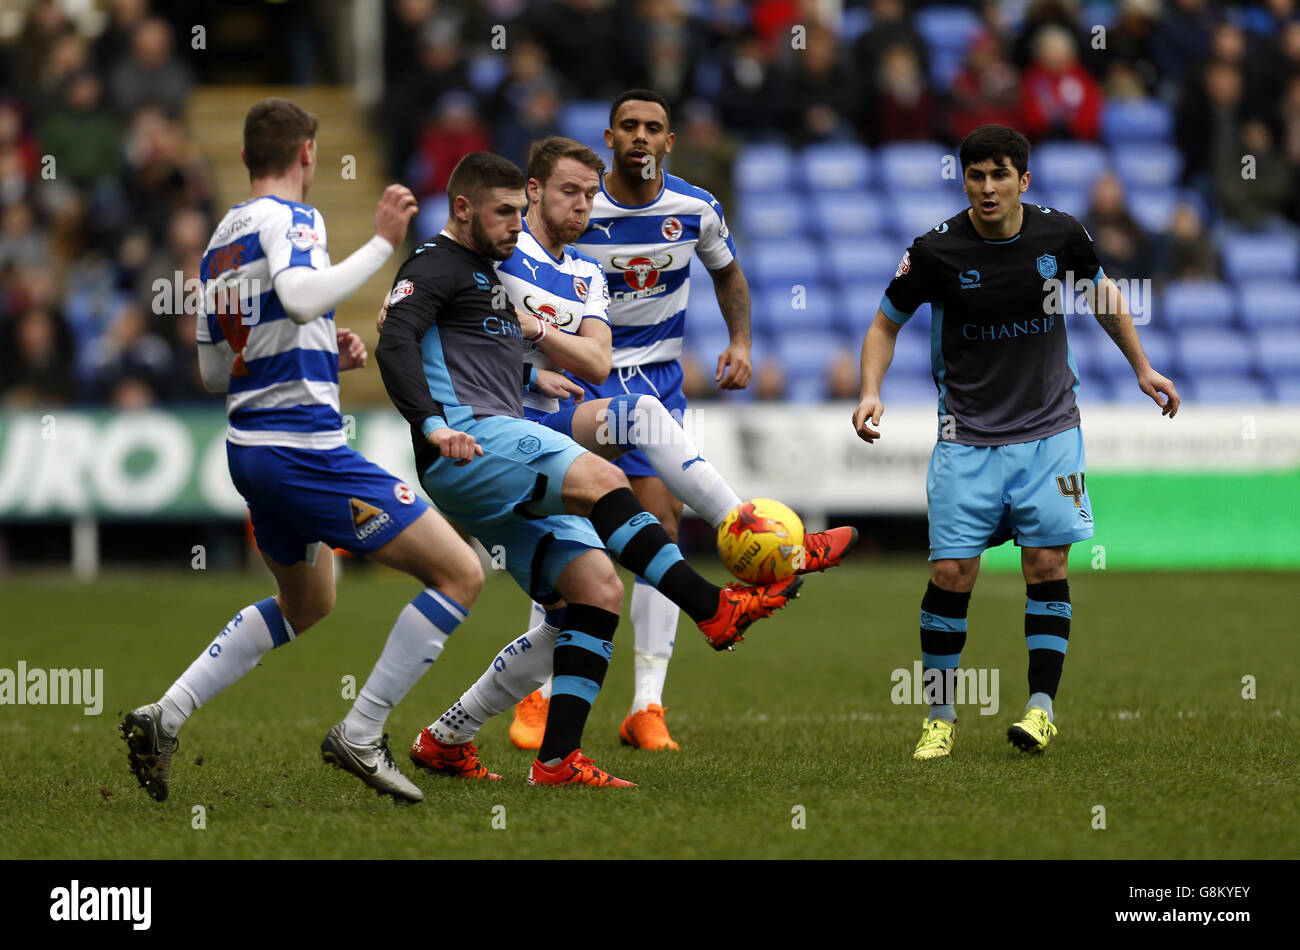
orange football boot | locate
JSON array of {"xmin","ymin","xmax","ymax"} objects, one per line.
[
  {"xmin": 508, "ymin": 689, "xmax": 549, "ymax": 750},
  {"xmin": 527, "ymin": 749, "xmax": 636, "ymax": 788},
  {"xmin": 619, "ymin": 703, "xmax": 680, "ymax": 750},
  {"xmin": 409, "ymin": 728, "xmax": 500, "ymax": 780},
  {"xmin": 797, "ymin": 526, "xmax": 860, "ymax": 573},
  {"xmin": 697, "ymin": 574, "xmax": 803, "ymax": 651}
]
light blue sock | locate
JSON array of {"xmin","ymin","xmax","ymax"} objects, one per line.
[{"xmin": 1027, "ymin": 692, "xmax": 1054, "ymax": 721}]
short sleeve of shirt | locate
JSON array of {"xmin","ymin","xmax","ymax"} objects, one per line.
[
  {"xmin": 264, "ymin": 201, "xmax": 329, "ymax": 278},
  {"xmin": 581, "ymin": 266, "xmax": 611, "ymax": 325},
  {"xmin": 880, "ymin": 240, "xmax": 935, "ymax": 324},
  {"xmin": 1068, "ymin": 216, "xmax": 1104, "ymax": 284},
  {"xmin": 696, "ymin": 196, "xmax": 737, "ymax": 271}
]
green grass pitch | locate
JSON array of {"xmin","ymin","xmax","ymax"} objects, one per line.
[{"xmin": 0, "ymin": 561, "xmax": 1294, "ymax": 859}]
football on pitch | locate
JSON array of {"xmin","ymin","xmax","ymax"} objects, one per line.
[{"xmin": 716, "ymin": 499, "xmax": 806, "ymax": 584}]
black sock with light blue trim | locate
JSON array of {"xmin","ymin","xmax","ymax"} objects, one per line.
[
  {"xmin": 539, "ymin": 604, "xmax": 619, "ymax": 763},
  {"xmin": 589, "ymin": 488, "xmax": 718, "ymax": 622},
  {"xmin": 1025, "ymin": 579, "xmax": 1070, "ymax": 720},
  {"xmin": 920, "ymin": 582, "xmax": 971, "ymax": 723}
]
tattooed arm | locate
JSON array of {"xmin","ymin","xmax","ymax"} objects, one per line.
[
  {"xmin": 708, "ymin": 259, "xmax": 752, "ymax": 390},
  {"xmin": 1093, "ymin": 277, "xmax": 1181, "ymax": 417}
]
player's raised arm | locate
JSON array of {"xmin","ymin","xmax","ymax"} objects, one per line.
[
  {"xmin": 1092, "ymin": 276, "xmax": 1180, "ymax": 417},
  {"xmin": 854, "ymin": 309, "xmax": 903, "ymax": 443},
  {"xmin": 272, "ymin": 184, "xmax": 418, "ymax": 324}
]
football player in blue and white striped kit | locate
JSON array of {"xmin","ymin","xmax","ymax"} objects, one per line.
[{"xmin": 122, "ymin": 98, "xmax": 483, "ymax": 805}]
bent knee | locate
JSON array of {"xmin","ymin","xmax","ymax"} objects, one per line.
[{"xmin": 278, "ymin": 589, "xmax": 334, "ymax": 633}]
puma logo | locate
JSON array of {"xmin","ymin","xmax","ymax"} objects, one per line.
[
  {"xmin": 521, "ymin": 258, "xmax": 539, "ymax": 281},
  {"xmin": 589, "ymin": 221, "xmax": 614, "ymax": 239},
  {"xmin": 681, "ymin": 454, "xmax": 705, "ymax": 471}
]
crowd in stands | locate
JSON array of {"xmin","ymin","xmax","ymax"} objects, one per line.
[{"xmin": 2, "ymin": 0, "xmax": 1299, "ymax": 408}]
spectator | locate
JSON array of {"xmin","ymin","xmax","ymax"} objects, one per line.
[
  {"xmin": 411, "ymin": 92, "xmax": 492, "ymax": 198},
  {"xmin": 715, "ymin": 31, "xmax": 775, "ymax": 138},
  {"xmin": 1281, "ymin": 75, "xmax": 1300, "ymax": 224},
  {"xmin": 947, "ymin": 32, "xmax": 1021, "ymax": 143},
  {"xmin": 87, "ymin": 299, "xmax": 174, "ymax": 403},
  {"xmin": 1156, "ymin": 203, "xmax": 1219, "ymax": 282},
  {"xmin": 666, "ymin": 100, "xmax": 738, "ymax": 215},
  {"xmin": 1178, "ymin": 60, "xmax": 1246, "ymax": 190},
  {"xmin": 1216, "ymin": 119, "xmax": 1295, "ymax": 229},
  {"xmin": 1010, "ymin": 0, "xmax": 1102, "ymax": 77},
  {"xmin": 38, "ymin": 72, "xmax": 121, "ymax": 188},
  {"xmin": 0, "ymin": 200, "xmax": 48, "ymax": 272},
  {"xmin": 109, "ymin": 17, "xmax": 193, "ymax": 117},
  {"xmin": 754, "ymin": 358, "xmax": 786, "ymax": 400},
  {"xmin": 871, "ymin": 43, "xmax": 936, "ymax": 144},
  {"xmin": 0, "ymin": 307, "xmax": 76, "ymax": 407},
  {"xmin": 828, "ymin": 352, "xmax": 860, "ymax": 400},
  {"xmin": 94, "ymin": 0, "xmax": 150, "ymax": 75},
  {"xmin": 1152, "ymin": 0, "xmax": 1216, "ymax": 96},
  {"xmin": 492, "ymin": 82, "xmax": 563, "ymax": 171},
  {"xmin": 528, "ymin": 0, "xmax": 632, "ymax": 99},
  {"xmin": 1103, "ymin": 0, "xmax": 1162, "ymax": 96},
  {"xmin": 384, "ymin": 17, "xmax": 469, "ymax": 180},
  {"xmin": 853, "ymin": 0, "xmax": 929, "ymax": 86},
  {"xmin": 122, "ymin": 106, "xmax": 213, "ymax": 241},
  {"xmin": 1018, "ymin": 25, "xmax": 1103, "ymax": 141},
  {"xmin": 1083, "ymin": 172, "xmax": 1152, "ymax": 283},
  {"xmin": 775, "ymin": 23, "xmax": 859, "ymax": 145}
]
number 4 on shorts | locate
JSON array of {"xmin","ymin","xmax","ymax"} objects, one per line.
[{"xmin": 1056, "ymin": 472, "xmax": 1086, "ymax": 507}]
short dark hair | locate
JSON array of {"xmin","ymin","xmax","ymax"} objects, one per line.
[
  {"xmin": 609, "ymin": 89, "xmax": 671, "ymax": 129},
  {"xmin": 445, "ymin": 152, "xmax": 526, "ymax": 211},
  {"xmin": 959, "ymin": 124, "xmax": 1031, "ymax": 178},
  {"xmin": 244, "ymin": 98, "xmax": 319, "ymax": 179},
  {"xmin": 526, "ymin": 136, "xmax": 605, "ymax": 185}
]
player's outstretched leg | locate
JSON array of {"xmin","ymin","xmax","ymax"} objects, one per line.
[
  {"xmin": 562, "ymin": 454, "xmax": 801, "ymax": 651},
  {"xmin": 321, "ymin": 509, "xmax": 484, "ymax": 802},
  {"xmin": 123, "ymin": 549, "xmax": 331, "ymax": 801},
  {"xmin": 506, "ymin": 602, "xmax": 555, "ymax": 751}
]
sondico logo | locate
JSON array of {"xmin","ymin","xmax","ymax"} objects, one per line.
[{"xmin": 50, "ymin": 881, "xmax": 151, "ymax": 930}]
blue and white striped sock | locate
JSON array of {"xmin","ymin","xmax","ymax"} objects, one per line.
[{"xmin": 344, "ymin": 588, "xmax": 467, "ymax": 745}]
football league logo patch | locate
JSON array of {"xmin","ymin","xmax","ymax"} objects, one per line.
[
  {"xmin": 1036, "ymin": 254, "xmax": 1058, "ymax": 280},
  {"xmin": 389, "ymin": 279, "xmax": 414, "ymax": 306},
  {"xmin": 896, "ymin": 251, "xmax": 911, "ymax": 278},
  {"xmin": 287, "ymin": 224, "xmax": 319, "ymax": 251}
]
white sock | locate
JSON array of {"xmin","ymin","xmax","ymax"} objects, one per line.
[
  {"xmin": 618, "ymin": 396, "xmax": 740, "ymax": 527},
  {"xmin": 630, "ymin": 579, "xmax": 677, "ymax": 711},
  {"xmin": 159, "ymin": 597, "xmax": 294, "ymax": 736},
  {"xmin": 431, "ymin": 606, "xmax": 562, "ymax": 743},
  {"xmin": 343, "ymin": 588, "xmax": 467, "ymax": 745}
]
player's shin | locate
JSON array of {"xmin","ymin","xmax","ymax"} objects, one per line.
[
  {"xmin": 538, "ymin": 604, "xmax": 618, "ymax": 764},
  {"xmin": 1024, "ymin": 580, "xmax": 1070, "ymax": 720},
  {"xmin": 588, "ymin": 487, "xmax": 718, "ymax": 622},
  {"xmin": 920, "ymin": 583, "xmax": 971, "ymax": 723},
  {"xmin": 433, "ymin": 607, "xmax": 564, "ymax": 743},
  {"xmin": 158, "ymin": 597, "xmax": 295, "ymax": 736},
  {"xmin": 604, "ymin": 394, "xmax": 740, "ymax": 527},
  {"xmin": 631, "ymin": 578, "xmax": 676, "ymax": 711},
  {"xmin": 341, "ymin": 588, "xmax": 468, "ymax": 745}
]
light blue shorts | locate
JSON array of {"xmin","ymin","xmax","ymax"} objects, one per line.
[
  {"xmin": 418, "ymin": 409, "xmax": 604, "ymax": 602},
  {"xmin": 927, "ymin": 426, "xmax": 1093, "ymax": 560}
]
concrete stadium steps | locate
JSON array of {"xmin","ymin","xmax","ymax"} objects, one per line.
[{"xmin": 186, "ymin": 85, "xmax": 396, "ymax": 406}]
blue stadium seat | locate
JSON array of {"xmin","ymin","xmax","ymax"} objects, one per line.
[
  {"xmin": 1237, "ymin": 283, "xmax": 1300, "ymax": 330},
  {"xmin": 739, "ymin": 193, "xmax": 812, "ymax": 240},
  {"xmin": 734, "ymin": 143, "xmax": 794, "ymax": 193},
  {"xmin": 1102, "ymin": 99, "xmax": 1175, "ymax": 144},
  {"xmin": 884, "ymin": 373, "xmax": 941, "ymax": 404},
  {"xmin": 795, "ymin": 143, "xmax": 872, "ymax": 191},
  {"xmin": 878, "ymin": 143, "xmax": 951, "ymax": 192},
  {"xmin": 778, "ymin": 332, "xmax": 840, "ymax": 402},
  {"xmin": 748, "ymin": 238, "xmax": 823, "ymax": 288},
  {"xmin": 1107, "ymin": 375, "xmax": 1174, "ymax": 403},
  {"xmin": 467, "ymin": 54, "xmax": 509, "ymax": 95},
  {"xmin": 760, "ymin": 284, "xmax": 837, "ymax": 335},
  {"xmin": 1191, "ymin": 375, "xmax": 1272, "ymax": 403},
  {"xmin": 559, "ymin": 100, "xmax": 609, "ymax": 145},
  {"xmin": 1221, "ymin": 232, "xmax": 1300, "ymax": 283},
  {"xmin": 1041, "ymin": 186, "xmax": 1089, "ymax": 218},
  {"xmin": 1254, "ymin": 330, "xmax": 1300, "ymax": 376},
  {"xmin": 809, "ymin": 191, "xmax": 886, "ymax": 238},
  {"xmin": 1159, "ymin": 280, "xmax": 1235, "ymax": 330},
  {"xmin": 1128, "ymin": 188, "xmax": 1178, "ymax": 234},
  {"xmin": 889, "ymin": 330, "xmax": 933, "ymax": 377},
  {"xmin": 826, "ymin": 238, "xmax": 900, "ymax": 294},
  {"xmin": 1112, "ymin": 142, "xmax": 1183, "ymax": 190},
  {"xmin": 914, "ymin": 6, "xmax": 983, "ymax": 53},
  {"xmin": 888, "ymin": 190, "xmax": 964, "ymax": 242},
  {"xmin": 1272, "ymin": 373, "xmax": 1300, "ymax": 402},
  {"xmin": 1033, "ymin": 143, "xmax": 1110, "ymax": 192},
  {"xmin": 1176, "ymin": 329, "xmax": 1256, "ymax": 375}
]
